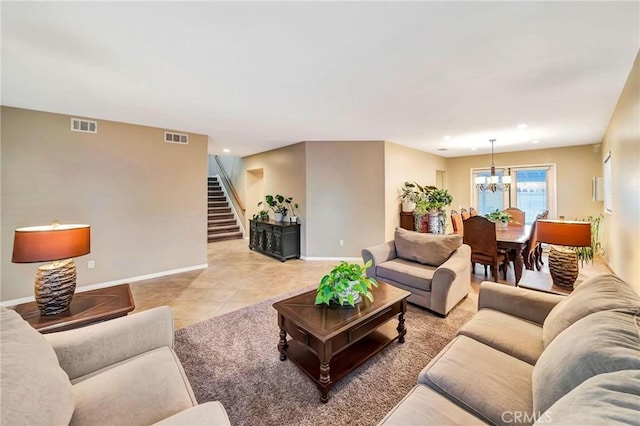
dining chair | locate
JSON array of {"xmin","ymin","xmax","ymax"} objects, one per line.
[
  {"xmin": 469, "ymin": 207, "xmax": 478, "ymax": 216},
  {"xmin": 450, "ymin": 210, "xmax": 464, "ymax": 234},
  {"xmin": 505, "ymin": 207, "xmax": 525, "ymax": 225},
  {"xmin": 461, "ymin": 208, "xmax": 470, "ymax": 220},
  {"xmin": 534, "ymin": 210, "xmax": 549, "ymax": 268},
  {"xmin": 522, "ymin": 215, "xmax": 542, "ymax": 270},
  {"xmin": 463, "ymin": 216, "xmax": 508, "ymax": 282}
]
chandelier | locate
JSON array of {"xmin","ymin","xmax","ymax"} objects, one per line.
[{"xmin": 475, "ymin": 139, "xmax": 511, "ymax": 192}]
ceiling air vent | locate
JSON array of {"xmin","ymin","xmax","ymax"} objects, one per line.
[
  {"xmin": 70, "ymin": 118, "xmax": 97, "ymax": 133},
  {"xmin": 164, "ymin": 131, "xmax": 188, "ymax": 145}
]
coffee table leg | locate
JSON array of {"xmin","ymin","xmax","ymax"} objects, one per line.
[
  {"xmin": 319, "ymin": 362, "xmax": 330, "ymax": 403},
  {"xmin": 278, "ymin": 328, "xmax": 288, "ymax": 361},
  {"xmin": 397, "ymin": 311, "xmax": 406, "ymax": 344}
]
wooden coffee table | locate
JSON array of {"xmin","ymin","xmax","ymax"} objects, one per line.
[
  {"xmin": 273, "ymin": 281, "xmax": 410, "ymax": 402},
  {"xmin": 11, "ymin": 284, "xmax": 135, "ymax": 333}
]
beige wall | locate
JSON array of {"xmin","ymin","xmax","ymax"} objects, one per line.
[
  {"xmin": 383, "ymin": 142, "xmax": 449, "ymax": 241},
  {"xmin": 1, "ymin": 107, "xmax": 208, "ymax": 302},
  {"xmin": 601, "ymin": 52, "xmax": 640, "ymax": 293},
  {"xmin": 305, "ymin": 141, "xmax": 385, "ymax": 257},
  {"xmin": 446, "ymin": 144, "xmax": 603, "ymax": 220}
]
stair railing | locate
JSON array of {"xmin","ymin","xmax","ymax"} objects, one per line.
[{"xmin": 214, "ymin": 155, "xmax": 245, "ymax": 213}]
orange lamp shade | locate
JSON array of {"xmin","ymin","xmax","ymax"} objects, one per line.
[
  {"xmin": 536, "ymin": 220, "xmax": 591, "ymax": 247},
  {"xmin": 12, "ymin": 224, "xmax": 91, "ymax": 263}
]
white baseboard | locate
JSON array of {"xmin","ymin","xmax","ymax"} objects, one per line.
[{"xmin": 1, "ymin": 263, "xmax": 208, "ymax": 307}]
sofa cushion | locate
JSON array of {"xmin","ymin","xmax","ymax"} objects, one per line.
[
  {"xmin": 70, "ymin": 347, "xmax": 196, "ymax": 426},
  {"xmin": 395, "ymin": 227, "xmax": 462, "ymax": 267},
  {"xmin": 542, "ymin": 273, "xmax": 640, "ymax": 347},
  {"xmin": 377, "ymin": 258, "xmax": 435, "ymax": 291},
  {"xmin": 418, "ymin": 335, "xmax": 534, "ymax": 426},
  {"xmin": 532, "ymin": 309, "xmax": 640, "ymax": 415},
  {"xmin": 153, "ymin": 401, "xmax": 230, "ymax": 426},
  {"xmin": 458, "ymin": 308, "xmax": 544, "ymax": 365},
  {"xmin": 378, "ymin": 384, "xmax": 487, "ymax": 425},
  {"xmin": 534, "ymin": 370, "xmax": 640, "ymax": 426},
  {"xmin": 0, "ymin": 307, "xmax": 75, "ymax": 426}
]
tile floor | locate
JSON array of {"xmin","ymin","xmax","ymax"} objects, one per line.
[{"xmin": 130, "ymin": 238, "xmax": 611, "ymax": 329}]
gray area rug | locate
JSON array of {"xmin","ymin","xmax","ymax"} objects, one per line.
[{"xmin": 174, "ymin": 292, "xmax": 474, "ymax": 426}]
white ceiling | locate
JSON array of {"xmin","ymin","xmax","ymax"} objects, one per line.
[{"xmin": 1, "ymin": 2, "xmax": 638, "ymax": 158}]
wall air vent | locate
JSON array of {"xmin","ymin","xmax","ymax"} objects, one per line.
[
  {"xmin": 164, "ymin": 132, "xmax": 188, "ymax": 145},
  {"xmin": 70, "ymin": 118, "xmax": 97, "ymax": 133}
]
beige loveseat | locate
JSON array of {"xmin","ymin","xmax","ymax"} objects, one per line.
[
  {"xmin": 362, "ymin": 228, "xmax": 471, "ymax": 316},
  {"xmin": 379, "ymin": 273, "xmax": 640, "ymax": 425},
  {"xmin": 0, "ymin": 306, "xmax": 230, "ymax": 426}
]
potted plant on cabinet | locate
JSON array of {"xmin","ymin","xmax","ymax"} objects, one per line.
[
  {"xmin": 314, "ymin": 260, "xmax": 378, "ymax": 307},
  {"xmin": 288, "ymin": 202, "xmax": 299, "ymax": 223},
  {"xmin": 425, "ymin": 188, "xmax": 454, "ymax": 234},
  {"xmin": 259, "ymin": 194, "xmax": 293, "ymax": 222},
  {"xmin": 485, "ymin": 209, "xmax": 512, "ymax": 229},
  {"xmin": 398, "ymin": 182, "xmax": 418, "ymax": 212},
  {"xmin": 252, "ymin": 209, "xmax": 269, "ymax": 221}
]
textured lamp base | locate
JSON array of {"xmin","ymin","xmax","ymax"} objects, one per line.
[
  {"xmin": 34, "ymin": 259, "xmax": 77, "ymax": 316},
  {"xmin": 548, "ymin": 246, "xmax": 578, "ymax": 289}
]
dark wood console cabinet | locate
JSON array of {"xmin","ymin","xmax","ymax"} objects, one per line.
[
  {"xmin": 400, "ymin": 212, "xmax": 414, "ymax": 231},
  {"xmin": 249, "ymin": 219, "xmax": 301, "ymax": 262}
]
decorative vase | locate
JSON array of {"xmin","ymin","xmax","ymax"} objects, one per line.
[
  {"xmin": 274, "ymin": 212, "xmax": 284, "ymax": 222},
  {"xmin": 401, "ymin": 201, "xmax": 416, "ymax": 212},
  {"xmin": 548, "ymin": 246, "xmax": 579, "ymax": 289},
  {"xmin": 427, "ymin": 212, "xmax": 441, "ymax": 234},
  {"xmin": 331, "ymin": 282, "xmax": 363, "ymax": 307},
  {"xmin": 414, "ymin": 214, "xmax": 427, "ymax": 232},
  {"xmin": 289, "ymin": 216, "xmax": 298, "ymax": 223}
]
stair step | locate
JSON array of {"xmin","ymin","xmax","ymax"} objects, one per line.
[
  {"xmin": 208, "ymin": 201, "xmax": 228, "ymax": 208},
  {"xmin": 208, "ymin": 196, "xmax": 226, "ymax": 202},
  {"xmin": 208, "ymin": 213, "xmax": 233, "ymax": 220},
  {"xmin": 208, "ymin": 191, "xmax": 224, "ymax": 197},
  {"xmin": 208, "ymin": 225, "xmax": 240, "ymax": 234},
  {"xmin": 208, "ymin": 219, "xmax": 236, "ymax": 226},
  {"xmin": 208, "ymin": 231, "xmax": 243, "ymax": 242},
  {"xmin": 208, "ymin": 207, "xmax": 232, "ymax": 214}
]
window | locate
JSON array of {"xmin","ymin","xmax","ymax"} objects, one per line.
[
  {"xmin": 604, "ymin": 152, "xmax": 612, "ymax": 213},
  {"xmin": 472, "ymin": 164, "xmax": 557, "ymax": 224}
]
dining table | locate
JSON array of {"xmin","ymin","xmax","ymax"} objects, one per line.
[{"xmin": 495, "ymin": 224, "xmax": 530, "ymax": 285}]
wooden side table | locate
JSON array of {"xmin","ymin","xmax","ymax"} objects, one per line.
[{"xmin": 11, "ymin": 284, "xmax": 135, "ymax": 333}]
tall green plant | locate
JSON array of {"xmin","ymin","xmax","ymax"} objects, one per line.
[{"xmin": 572, "ymin": 215, "xmax": 604, "ymax": 267}]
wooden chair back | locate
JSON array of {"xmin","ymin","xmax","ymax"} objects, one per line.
[
  {"xmin": 461, "ymin": 208, "xmax": 470, "ymax": 220},
  {"xmin": 505, "ymin": 207, "xmax": 525, "ymax": 225},
  {"xmin": 523, "ymin": 216, "xmax": 540, "ymax": 270},
  {"xmin": 469, "ymin": 207, "xmax": 478, "ymax": 216},
  {"xmin": 451, "ymin": 210, "xmax": 464, "ymax": 234},
  {"xmin": 463, "ymin": 216, "xmax": 499, "ymax": 259}
]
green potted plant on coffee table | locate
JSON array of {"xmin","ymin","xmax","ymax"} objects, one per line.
[{"xmin": 314, "ymin": 260, "xmax": 378, "ymax": 307}]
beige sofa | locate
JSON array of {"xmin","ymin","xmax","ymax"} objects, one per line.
[
  {"xmin": 0, "ymin": 305, "xmax": 230, "ymax": 426},
  {"xmin": 379, "ymin": 273, "xmax": 640, "ymax": 425},
  {"xmin": 362, "ymin": 227, "xmax": 471, "ymax": 316}
]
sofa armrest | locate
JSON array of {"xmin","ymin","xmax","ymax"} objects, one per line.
[
  {"xmin": 478, "ymin": 282, "xmax": 565, "ymax": 325},
  {"xmin": 430, "ymin": 244, "xmax": 472, "ymax": 316},
  {"xmin": 361, "ymin": 241, "xmax": 397, "ymax": 278},
  {"xmin": 45, "ymin": 306, "xmax": 175, "ymax": 380}
]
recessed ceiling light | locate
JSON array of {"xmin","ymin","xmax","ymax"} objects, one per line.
[
  {"xmin": 531, "ymin": 140, "xmax": 540, "ymax": 144},
  {"xmin": 444, "ymin": 135, "xmax": 451, "ymax": 140},
  {"xmin": 517, "ymin": 123, "xmax": 528, "ymax": 129},
  {"xmin": 223, "ymin": 148, "xmax": 230, "ymax": 153},
  {"xmin": 471, "ymin": 147, "xmax": 477, "ymax": 151}
]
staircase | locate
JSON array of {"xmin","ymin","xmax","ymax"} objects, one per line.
[{"xmin": 208, "ymin": 177, "xmax": 243, "ymax": 242}]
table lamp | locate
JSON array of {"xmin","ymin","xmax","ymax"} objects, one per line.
[
  {"xmin": 12, "ymin": 222, "xmax": 91, "ymax": 315},
  {"xmin": 536, "ymin": 219, "xmax": 591, "ymax": 289}
]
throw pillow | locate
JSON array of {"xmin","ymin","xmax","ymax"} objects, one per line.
[
  {"xmin": 534, "ymin": 370, "xmax": 640, "ymax": 425},
  {"xmin": 0, "ymin": 307, "xmax": 75, "ymax": 426},
  {"xmin": 394, "ymin": 227, "xmax": 462, "ymax": 267},
  {"xmin": 542, "ymin": 273, "xmax": 640, "ymax": 347},
  {"xmin": 532, "ymin": 309, "xmax": 640, "ymax": 415}
]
